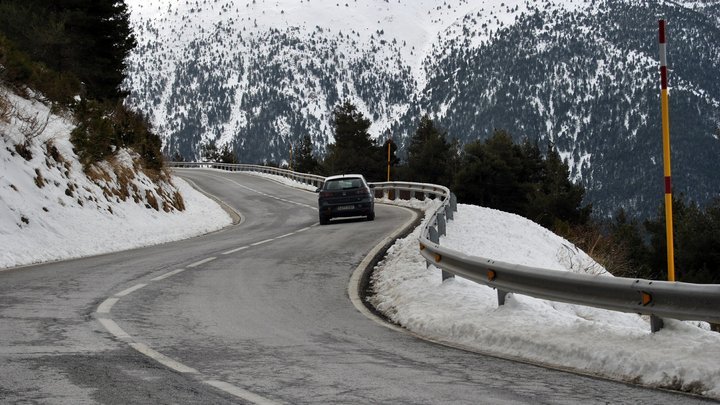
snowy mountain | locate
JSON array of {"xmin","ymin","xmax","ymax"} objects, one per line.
[{"xmin": 123, "ymin": 0, "xmax": 720, "ymax": 217}]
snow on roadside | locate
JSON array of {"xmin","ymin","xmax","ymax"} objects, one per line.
[
  {"xmin": 370, "ymin": 203, "xmax": 720, "ymax": 399},
  {"xmin": 0, "ymin": 89, "xmax": 231, "ymax": 270}
]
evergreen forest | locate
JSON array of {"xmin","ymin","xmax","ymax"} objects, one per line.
[{"xmin": 0, "ymin": 0, "xmax": 163, "ymax": 170}]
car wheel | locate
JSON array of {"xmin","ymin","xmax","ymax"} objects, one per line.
[
  {"xmin": 367, "ymin": 212, "xmax": 375, "ymax": 221},
  {"xmin": 319, "ymin": 214, "xmax": 330, "ymax": 225}
]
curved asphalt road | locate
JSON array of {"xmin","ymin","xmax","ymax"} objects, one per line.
[{"xmin": 0, "ymin": 169, "xmax": 713, "ymax": 404}]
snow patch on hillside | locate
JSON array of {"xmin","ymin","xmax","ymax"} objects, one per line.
[{"xmin": 0, "ymin": 88, "xmax": 231, "ymax": 269}]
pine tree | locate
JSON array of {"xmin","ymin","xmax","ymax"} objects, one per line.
[
  {"xmin": 453, "ymin": 130, "xmax": 528, "ymax": 214},
  {"xmin": 607, "ymin": 209, "xmax": 653, "ymax": 278},
  {"xmin": 526, "ymin": 145, "xmax": 591, "ymax": 229},
  {"xmin": 218, "ymin": 144, "xmax": 238, "ymax": 164},
  {"xmin": 201, "ymin": 140, "xmax": 220, "ymax": 162},
  {"xmin": 406, "ymin": 115, "xmax": 455, "ymax": 186},
  {"xmin": 453, "ymin": 130, "xmax": 591, "ymax": 228},
  {"xmin": 322, "ymin": 101, "xmax": 382, "ymax": 180},
  {"xmin": 0, "ymin": 0, "xmax": 136, "ymax": 101},
  {"xmin": 294, "ymin": 135, "xmax": 319, "ymax": 174},
  {"xmin": 646, "ymin": 196, "xmax": 720, "ymax": 284}
]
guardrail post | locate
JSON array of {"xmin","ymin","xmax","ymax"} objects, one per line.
[
  {"xmin": 427, "ymin": 227, "xmax": 439, "ymax": 269},
  {"xmin": 450, "ymin": 193, "xmax": 457, "ymax": 212},
  {"xmin": 428, "ymin": 222, "xmax": 453, "ymax": 281},
  {"xmin": 650, "ymin": 314, "xmax": 664, "ymax": 333},
  {"xmin": 437, "ymin": 213, "xmax": 446, "ymax": 236},
  {"xmin": 445, "ymin": 204, "xmax": 453, "ymax": 221},
  {"xmin": 497, "ymin": 289, "xmax": 508, "ymax": 306}
]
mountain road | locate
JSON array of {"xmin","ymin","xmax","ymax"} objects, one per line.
[{"xmin": 0, "ymin": 169, "xmax": 711, "ymax": 404}]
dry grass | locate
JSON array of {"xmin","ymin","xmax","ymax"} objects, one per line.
[
  {"xmin": 45, "ymin": 140, "xmax": 63, "ymax": 163},
  {"xmin": 0, "ymin": 91, "xmax": 13, "ymax": 124},
  {"xmin": 84, "ymin": 152, "xmax": 186, "ymax": 212},
  {"xmin": 171, "ymin": 190, "xmax": 185, "ymax": 211},
  {"xmin": 14, "ymin": 141, "xmax": 32, "ymax": 160},
  {"xmin": 86, "ymin": 165, "xmax": 112, "ymax": 184},
  {"xmin": 557, "ymin": 224, "xmax": 637, "ymax": 277},
  {"xmin": 145, "ymin": 190, "xmax": 159, "ymax": 211},
  {"xmin": 33, "ymin": 168, "xmax": 45, "ymax": 188}
]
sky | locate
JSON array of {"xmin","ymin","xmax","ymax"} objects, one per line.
[{"xmin": 1, "ymin": 86, "xmax": 718, "ymax": 400}]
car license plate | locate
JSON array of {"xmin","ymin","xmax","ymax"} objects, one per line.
[{"xmin": 337, "ymin": 205, "xmax": 354, "ymax": 211}]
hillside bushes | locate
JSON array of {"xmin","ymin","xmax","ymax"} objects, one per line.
[
  {"xmin": 71, "ymin": 101, "xmax": 163, "ymax": 170},
  {"xmin": 0, "ymin": 1, "xmax": 161, "ymax": 171},
  {"xmin": 0, "ymin": 0, "xmax": 135, "ymax": 101}
]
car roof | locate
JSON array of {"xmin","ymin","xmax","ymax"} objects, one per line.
[{"xmin": 324, "ymin": 174, "xmax": 366, "ymax": 181}]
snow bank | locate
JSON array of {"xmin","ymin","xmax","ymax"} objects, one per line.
[
  {"xmin": 370, "ymin": 203, "xmax": 720, "ymax": 398},
  {"xmin": 0, "ymin": 89, "xmax": 231, "ymax": 269}
]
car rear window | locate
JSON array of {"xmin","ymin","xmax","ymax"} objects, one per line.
[{"xmin": 325, "ymin": 178, "xmax": 362, "ymax": 190}]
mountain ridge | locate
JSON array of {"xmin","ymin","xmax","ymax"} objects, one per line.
[{"xmin": 123, "ymin": 0, "xmax": 720, "ymax": 217}]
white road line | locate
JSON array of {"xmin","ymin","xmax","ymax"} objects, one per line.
[
  {"xmin": 250, "ymin": 239, "xmax": 274, "ymax": 246},
  {"xmin": 93, "ymin": 173, "xmax": 318, "ymax": 403},
  {"xmin": 222, "ymin": 227, "xmax": 313, "ymax": 254},
  {"xmin": 204, "ymin": 380, "xmax": 280, "ymax": 405},
  {"xmin": 188, "ymin": 257, "xmax": 217, "ymax": 268},
  {"xmin": 98, "ymin": 318, "xmax": 131, "ymax": 339},
  {"xmin": 116, "ymin": 283, "xmax": 148, "ymax": 297},
  {"xmin": 97, "ymin": 298, "xmax": 119, "ymax": 314},
  {"xmin": 151, "ymin": 268, "xmax": 186, "ymax": 281},
  {"xmin": 222, "ymin": 246, "xmax": 249, "ymax": 255},
  {"xmin": 129, "ymin": 342, "xmax": 198, "ymax": 374}
]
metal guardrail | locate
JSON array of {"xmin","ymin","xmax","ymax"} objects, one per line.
[
  {"xmin": 167, "ymin": 162, "xmax": 451, "ymax": 201},
  {"xmin": 170, "ymin": 162, "xmax": 720, "ymax": 332},
  {"xmin": 168, "ymin": 161, "xmax": 326, "ymax": 188},
  {"xmin": 418, "ymin": 192, "xmax": 720, "ymax": 332}
]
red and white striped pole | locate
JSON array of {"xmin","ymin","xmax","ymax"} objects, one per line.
[{"xmin": 658, "ymin": 19, "xmax": 676, "ymax": 282}]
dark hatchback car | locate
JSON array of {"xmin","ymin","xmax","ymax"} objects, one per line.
[{"xmin": 316, "ymin": 174, "xmax": 375, "ymax": 225}]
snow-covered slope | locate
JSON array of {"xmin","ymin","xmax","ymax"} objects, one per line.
[
  {"xmin": 370, "ymin": 203, "xmax": 720, "ymax": 399},
  {"xmin": 0, "ymin": 87, "xmax": 231, "ymax": 269}
]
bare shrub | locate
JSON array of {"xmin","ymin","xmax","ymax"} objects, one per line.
[
  {"xmin": 557, "ymin": 224, "xmax": 636, "ymax": 278},
  {"xmin": 17, "ymin": 109, "xmax": 50, "ymax": 139}
]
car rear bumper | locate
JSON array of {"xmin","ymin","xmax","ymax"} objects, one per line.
[{"xmin": 319, "ymin": 200, "xmax": 374, "ymax": 218}]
